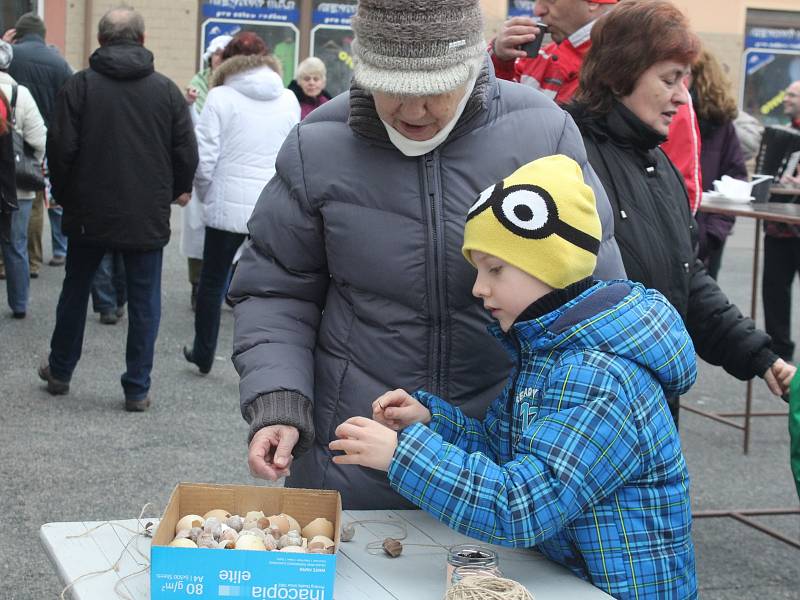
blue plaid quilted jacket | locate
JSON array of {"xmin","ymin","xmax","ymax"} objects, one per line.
[{"xmin": 388, "ymin": 281, "xmax": 698, "ymax": 599}]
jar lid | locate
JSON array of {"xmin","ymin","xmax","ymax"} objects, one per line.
[{"xmin": 447, "ymin": 544, "xmax": 499, "ymax": 568}]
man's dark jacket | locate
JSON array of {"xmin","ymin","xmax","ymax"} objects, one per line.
[
  {"xmin": 47, "ymin": 42, "xmax": 198, "ymax": 250},
  {"xmin": 568, "ymin": 100, "xmax": 777, "ymax": 382},
  {"xmin": 8, "ymin": 33, "xmax": 72, "ymax": 127}
]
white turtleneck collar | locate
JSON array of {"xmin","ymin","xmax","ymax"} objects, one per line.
[{"xmin": 380, "ymin": 69, "xmax": 479, "ymax": 157}]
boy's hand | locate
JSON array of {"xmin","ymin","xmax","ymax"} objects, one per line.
[
  {"xmin": 329, "ymin": 417, "xmax": 397, "ymax": 472},
  {"xmin": 763, "ymin": 358, "xmax": 796, "ymax": 398},
  {"xmin": 372, "ymin": 389, "xmax": 431, "ymax": 430}
]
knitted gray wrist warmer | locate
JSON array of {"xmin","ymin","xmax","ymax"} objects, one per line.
[{"xmin": 245, "ymin": 391, "xmax": 315, "ymax": 457}]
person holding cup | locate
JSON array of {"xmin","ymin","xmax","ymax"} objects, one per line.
[{"xmin": 490, "ymin": 0, "xmax": 618, "ymax": 104}]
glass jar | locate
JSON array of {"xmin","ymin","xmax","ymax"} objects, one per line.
[
  {"xmin": 446, "ymin": 544, "xmax": 500, "ymax": 586},
  {"xmin": 450, "ymin": 564, "xmax": 503, "ymax": 586}
]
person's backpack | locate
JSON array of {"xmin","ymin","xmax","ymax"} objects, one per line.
[{"xmin": 9, "ymin": 84, "xmax": 45, "ymax": 192}]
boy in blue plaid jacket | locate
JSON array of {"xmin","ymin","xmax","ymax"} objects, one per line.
[{"xmin": 330, "ymin": 156, "xmax": 698, "ymax": 599}]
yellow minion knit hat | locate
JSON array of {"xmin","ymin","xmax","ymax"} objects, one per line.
[{"xmin": 462, "ymin": 155, "xmax": 601, "ymax": 289}]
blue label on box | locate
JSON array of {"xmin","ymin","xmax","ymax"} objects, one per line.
[{"xmin": 151, "ymin": 547, "xmax": 336, "ymax": 600}]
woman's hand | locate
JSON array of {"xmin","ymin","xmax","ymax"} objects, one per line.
[
  {"xmin": 372, "ymin": 389, "xmax": 431, "ymax": 430},
  {"xmin": 248, "ymin": 425, "xmax": 299, "ymax": 480},
  {"xmin": 763, "ymin": 358, "xmax": 796, "ymax": 397},
  {"xmin": 329, "ymin": 417, "xmax": 397, "ymax": 471}
]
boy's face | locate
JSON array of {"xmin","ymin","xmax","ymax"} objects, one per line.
[{"xmin": 471, "ymin": 251, "xmax": 554, "ymax": 332}]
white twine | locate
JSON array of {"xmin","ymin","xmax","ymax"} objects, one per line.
[
  {"xmin": 445, "ymin": 576, "xmax": 535, "ymax": 600},
  {"xmin": 59, "ymin": 503, "xmax": 158, "ymax": 600}
]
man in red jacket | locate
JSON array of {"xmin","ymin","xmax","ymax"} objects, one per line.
[
  {"xmin": 490, "ymin": 0, "xmax": 702, "ymax": 212},
  {"xmin": 490, "ymin": 0, "xmax": 618, "ymax": 104}
]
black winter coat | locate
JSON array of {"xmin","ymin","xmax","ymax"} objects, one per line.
[
  {"xmin": 47, "ymin": 42, "xmax": 198, "ymax": 250},
  {"xmin": 7, "ymin": 34, "xmax": 72, "ymax": 127},
  {"xmin": 568, "ymin": 101, "xmax": 777, "ymax": 381}
]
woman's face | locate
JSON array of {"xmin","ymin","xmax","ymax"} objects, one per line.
[
  {"xmin": 372, "ymin": 84, "xmax": 468, "ymax": 142},
  {"xmin": 299, "ymin": 73, "xmax": 325, "ymax": 98},
  {"xmin": 620, "ymin": 60, "xmax": 690, "ymax": 136}
]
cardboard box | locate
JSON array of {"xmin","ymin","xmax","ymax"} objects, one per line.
[{"xmin": 151, "ymin": 483, "xmax": 341, "ymax": 600}]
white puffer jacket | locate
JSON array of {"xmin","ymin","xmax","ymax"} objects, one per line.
[
  {"xmin": 194, "ymin": 55, "xmax": 300, "ymax": 234},
  {"xmin": 0, "ymin": 71, "xmax": 46, "ymax": 200}
]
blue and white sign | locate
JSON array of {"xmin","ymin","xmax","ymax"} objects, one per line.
[
  {"xmin": 202, "ymin": 1, "xmax": 300, "ymax": 24},
  {"xmin": 508, "ymin": 0, "xmax": 535, "ymax": 19},
  {"xmin": 312, "ymin": 2, "xmax": 356, "ymax": 27}
]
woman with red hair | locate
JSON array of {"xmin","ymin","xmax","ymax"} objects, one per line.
[
  {"xmin": 183, "ymin": 31, "xmax": 300, "ymax": 374},
  {"xmin": 567, "ymin": 0, "xmax": 795, "ymax": 422}
]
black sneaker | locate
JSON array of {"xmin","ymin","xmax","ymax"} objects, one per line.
[
  {"xmin": 183, "ymin": 345, "xmax": 211, "ymax": 375},
  {"xmin": 125, "ymin": 396, "xmax": 151, "ymax": 412},
  {"xmin": 38, "ymin": 362, "xmax": 70, "ymax": 395},
  {"xmin": 100, "ymin": 312, "xmax": 119, "ymax": 325}
]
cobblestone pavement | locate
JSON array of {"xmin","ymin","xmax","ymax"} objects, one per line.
[{"xmin": 0, "ymin": 209, "xmax": 797, "ymax": 599}]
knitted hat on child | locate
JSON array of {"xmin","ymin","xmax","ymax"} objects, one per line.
[
  {"xmin": 462, "ymin": 155, "xmax": 601, "ymax": 290},
  {"xmin": 351, "ymin": 0, "xmax": 485, "ymax": 96},
  {"xmin": 0, "ymin": 41, "xmax": 12, "ymax": 71}
]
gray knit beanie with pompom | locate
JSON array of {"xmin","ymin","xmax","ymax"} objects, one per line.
[{"xmin": 351, "ymin": 0, "xmax": 485, "ymax": 96}]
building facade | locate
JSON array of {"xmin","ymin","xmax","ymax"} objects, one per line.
[{"xmin": 3, "ymin": 1, "xmax": 799, "ymax": 123}]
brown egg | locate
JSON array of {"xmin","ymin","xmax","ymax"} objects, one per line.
[
  {"xmin": 203, "ymin": 509, "xmax": 232, "ymax": 522},
  {"xmin": 268, "ymin": 514, "xmax": 290, "ymax": 536},
  {"xmin": 168, "ymin": 538, "xmax": 197, "ymax": 548},
  {"xmin": 235, "ymin": 535, "xmax": 267, "ymax": 551},
  {"xmin": 175, "ymin": 514, "xmax": 205, "ymax": 535},
  {"xmin": 302, "ymin": 518, "xmax": 334, "ymax": 540}
]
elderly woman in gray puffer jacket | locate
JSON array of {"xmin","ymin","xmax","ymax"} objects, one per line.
[{"xmin": 229, "ymin": 0, "xmax": 626, "ymax": 510}]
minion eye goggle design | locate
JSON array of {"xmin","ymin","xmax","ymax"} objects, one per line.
[{"xmin": 467, "ymin": 181, "xmax": 600, "ymax": 255}]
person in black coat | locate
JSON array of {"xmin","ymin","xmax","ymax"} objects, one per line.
[
  {"xmin": 39, "ymin": 6, "xmax": 198, "ymax": 412},
  {"xmin": 566, "ymin": 0, "xmax": 795, "ymax": 422},
  {"xmin": 0, "ymin": 90, "xmax": 16, "ymax": 243}
]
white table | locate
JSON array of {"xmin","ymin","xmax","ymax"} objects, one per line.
[{"xmin": 41, "ymin": 510, "xmax": 612, "ymax": 600}]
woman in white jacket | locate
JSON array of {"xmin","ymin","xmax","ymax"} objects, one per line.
[
  {"xmin": 184, "ymin": 32, "xmax": 300, "ymax": 374},
  {"xmin": 0, "ymin": 40, "xmax": 46, "ymax": 318}
]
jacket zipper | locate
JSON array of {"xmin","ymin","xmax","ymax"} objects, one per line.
[
  {"xmin": 507, "ymin": 331, "xmax": 523, "ymax": 459},
  {"xmin": 424, "ymin": 151, "xmax": 448, "ymax": 397}
]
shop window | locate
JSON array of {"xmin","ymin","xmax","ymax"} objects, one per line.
[
  {"xmin": 309, "ymin": 1, "xmax": 356, "ymax": 97},
  {"xmin": 741, "ymin": 9, "xmax": 800, "ymax": 126},
  {"xmin": 199, "ymin": 1, "xmax": 300, "ymax": 87}
]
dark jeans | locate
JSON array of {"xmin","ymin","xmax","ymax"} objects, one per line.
[
  {"xmin": 49, "ymin": 244, "xmax": 164, "ymax": 400},
  {"xmin": 91, "ymin": 251, "xmax": 127, "ymax": 314},
  {"xmin": 762, "ymin": 235, "xmax": 800, "ymax": 362},
  {"xmin": 191, "ymin": 227, "xmax": 245, "ymax": 371}
]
